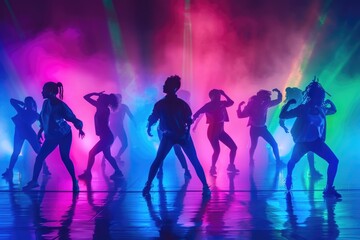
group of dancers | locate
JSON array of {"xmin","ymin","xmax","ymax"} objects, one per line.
[{"xmin": 1, "ymin": 75, "xmax": 341, "ymax": 199}]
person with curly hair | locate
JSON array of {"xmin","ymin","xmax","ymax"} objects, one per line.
[{"xmin": 280, "ymin": 79, "xmax": 341, "ymax": 198}]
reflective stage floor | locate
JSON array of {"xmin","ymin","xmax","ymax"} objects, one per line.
[{"xmin": 1, "ymin": 147, "xmax": 359, "ymax": 239}]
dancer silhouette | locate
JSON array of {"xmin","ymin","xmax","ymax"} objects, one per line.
[
  {"xmin": 142, "ymin": 75, "xmax": 210, "ymax": 197},
  {"xmin": 157, "ymin": 90, "xmax": 192, "ymax": 179},
  {"xmin": 237, "ymin": 89, "xmax": 285, "ymax": 166},
  {"xmin": 109, "ymin": 94, "xmax": 136, "ymax": 161},
  {"xmin": 193, "ymin": 89, "xmax": 238, "ymax": 176},
  {"xmin": 2, "ymin": 97, "xmax": 51, "ymax": 178},
  {"xmin": 280, "ymin": 87, "xmax": 323, "ymax": 178},
  {"xmin": 280, "ymin": 79, "xmax": 341, "ymax": 198},
  {"xmin": 78, "ymin": 92, "xmax": 123, "ymax": 180},
  {"xmin": 22, "ymin": 82, "xmax": 84, "ymax": 192}
]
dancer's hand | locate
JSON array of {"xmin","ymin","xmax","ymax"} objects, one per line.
[
  {"xmin": 280, "ymin": 123, "xmax": 289, "ymax": 133},
  {"xmin": 79, "ymin": 129, "xmax": 85, "ymax": 139},
  {"xmin": 147, "ymin": 127, "xmax": 153, "ymax": 137},
  {"xmin": 272, "ymin": 88, "xmax": 280, "ymax": 93},
  {"xmin": 239, "ymin": 101, "xmax": 246, "ymax": 107},
  {"xmin": 324, "ymin": 99, "xmax": 334, "ymax": 105}
]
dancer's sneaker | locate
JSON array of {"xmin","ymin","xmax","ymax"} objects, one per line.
[
  {"xmin": 227, "ymin": 164, "xmax": 239, "ymax": 174},
  {"xmin": 78, "ymin": 171, "xmax": 92, "ymax": 180},
  {"xmin": 209, "ymin": 166, "xmax": 217, "ymax": 176},
  {"xmin": 142, "ymin": 182, "xmax": 152, "ymax": 196},
  {"xmin": 110, "ymin": 171, "xmax": 124, "ymax": 180},
  {"xmin": 309, "ymin": 170, "xmax": 323, "ymax": 179},
  {"xmin": 202, "ymin": 185, "xmax": 211, "ymax": 198},
  {"xmin": 184, "ymin": 169, "xmax": 192, "ymax": 179},
  {"xmin": 23, "ymin": 180, "xmax": 40, "ymax": 191},
  {"xmin": 285, "ymin": 176, "xmax": 292, "ymax": 191},
  {"xmin": 323, "ymin": 186, "xmax": 342, "ymax": 199},
  {"xmin": 2, "ymin": 168, "xmax": 13, "ymax": 178}
]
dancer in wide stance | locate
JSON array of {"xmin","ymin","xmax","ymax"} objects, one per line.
[
  {"xmin": 237, "ymin": 89, "xmax": 284, "ymax": 166},
  {"xmin": 156, "ymin": 90, "xmax": 192, "ymax": 179},
  {"xmin": 193, "ymin": 89, "xmax": 238, "ymax": 175},
  {"xmin": 2, "ymin": 97, "xmax": 51, "ymax": 178},
  {"xmin": 79, "ymin": 92, "xmax": 123, "ymax": 180},
  {"xmin": 23, "ymin": 82, "xmax": 84, "ymax": 192},
  {"xmin": 143, "ymin": 75, "xmax": 210, "ymax": 197},
  {"xmin": 280, "ymin": 79, "xmax": 341, "ymax": 198}
]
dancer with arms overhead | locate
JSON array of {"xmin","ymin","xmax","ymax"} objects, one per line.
[
  {"xmin": 79, "ymin": 92, "xmax": 124, "ymax": 180},
  {"xmin": 193, "ymin": 89, "xmax": 238, "ymax": 176},
  {"xmin": 237, "ymin": 89, "xmax": 285, "ymax": 166}
]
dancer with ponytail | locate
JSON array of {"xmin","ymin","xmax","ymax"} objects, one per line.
[
  {"xmin": 23, "ymin": 82, "xmax": 84, "ymax": 192},
  {"xmin": 78, "ymin": 92, "xmax": 124, "ymax": 180}
]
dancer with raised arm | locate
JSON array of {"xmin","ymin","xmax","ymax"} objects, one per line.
[
  {"xmin": 193, "ymin": 89, "xmax": 238, "ymax": 176},
  {"xmin": 2, "ymin": 97, "xmax": 51, "ymax": 178},
  {"xmin": 23, "ymin": 82, "xmax": 84, "ymax": 192},
  {"xmin": 142, "ymin": 75, "xmax": 210, "ymax": 197},
  {"xmin": 237, "ymin": 89, "xmax": 285, "ymax": 166},
  {"xmin": 79, "ymin": 92, "xmax": 124, "ymax": 180},
  {"xmin": 280, "ymin": 87, "xmax": 323, "ymax": 178},
  {"xmin": 280, "ymin": 79, "xmax": 341, "ymax": 198}
]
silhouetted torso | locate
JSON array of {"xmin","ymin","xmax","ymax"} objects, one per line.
[
  {"xmin": 148, "ymin": 94, "xmax": 191, "ymax": 137},
  {"xmin": 95, "ymin": 107, "xmax": 111, "ymax": 136}
]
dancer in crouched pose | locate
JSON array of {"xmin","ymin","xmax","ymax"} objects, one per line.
[
  {"xmin": 280, "ymin": 87, "xmax": 323, "ymax": 178},
  {"xmin": 280, "ymin": 79, "xmax": 341, "ymax": 198},
  {"xmin": 237, "ymin": 88, "xmax": 285, "ymax": 166},
  {"xmin": 193, "ymin": 89, "xmax": 238, "ymax": 176}
]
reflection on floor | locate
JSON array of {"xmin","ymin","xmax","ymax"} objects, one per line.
[{"xmin": 0, "ymin": 150, "xmax": 359, "ymax": 239}]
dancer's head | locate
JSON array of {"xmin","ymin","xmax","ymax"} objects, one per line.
[
  {"xmin": 98, "ymin": 93, "xmax": 119, "ymax": 111},
  {"xmin": 24, "ymin": 97, "xmax": 37, "ymax": 111},
  {"xmin": 256, "ymin": 90, "xmax": 271, "ymax": 102},
  {"xmin": 209, "ymin": 89, "xmax": 221, "ymax": 101},
  {"xmin": 42, "ymin": 82, "xmax": 63, "ymax": 100},
  {"xmin": 163, "ymin": 75, "xmax": 181, "ymax": 94},
  {"xmin": 303, "ymin": 80, "xmax": 326, "ymax": 106}
]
